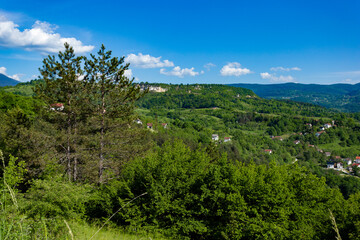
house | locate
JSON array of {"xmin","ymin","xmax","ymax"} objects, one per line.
[
  {"xmin": 343, "ymin": 158, "xmax": 352, "ymax": 165},
  {"xmin": 294, "ymin": 140, "xmax": 300, "ymax": 145},
  {"xmin": 315, "ymin": 131, "xmax": 325, "ymax": 137},
  {"xmin": 139, "ymin": 85, "xmax": 167, "ymax": 92},
  {"xmin": 147, "ymin": 123, "xmax": 153, "ymax": 129},
  {"xmin": 325, "ymin": 152, "xmax": 331, "ymax": 157},
  {"xmin": 355, "ymin": 156, "xmax": 360, "ymax": 164},
  {"xmin": 335, "ymin": 162, "xmax": 343, "ymax": 169},
  {"xmin": 264, "ymin": 149, "xmax": 272, "ymax": 154},
  {"xmin": 308, "ymin": 144, "xmax": 315, "ymax": 147},
  {"xmin": 335, "ymin": 156, "xmax": 341, "ymax": 160},
  {"xmin": 324, "ymin": 123, "xmax": 332, "ymax": 129},
  {"xmin": 212, "ymin": 134, "xmax": 219, "ymax": 141},
  {"xmin": 224, "ymin": 137, "xmax": 231, "ymax": 143},
  {"xmin": 320, "ymin": 127, "xmax": 325, "ymax": 131},
  {"xmin": 135, "ymin": 119, "xmax": 143, "ymax": 125},
  {"xmin": 327, "ymin": 162, "xmax": 335, "ymax": 169},
  {"xmin": 50, "ymin": 103, "xmax": 64, "ymax": 111},
  {"xmin": 161, "ymin": 123, "xmax": 168, "ymax": 129},
  {"xmin": 306, "ymin": 123, "xmax": 312, "ymax": 128},
  {"xmin": 149, "ymin": 86, "xmax": 167, "ymax": 92}
]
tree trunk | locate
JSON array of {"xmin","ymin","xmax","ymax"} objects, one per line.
[{"xmin": 99, "ymin": 94, "xmax": 105, "ymax": 184}]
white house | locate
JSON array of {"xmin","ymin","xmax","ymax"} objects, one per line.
[
  {"xmin": 327, "ymin": 162, "xmax": 335, "ymax": 169},
  {"xmin": 50, "ymin": 103, "xmax": 64, "ymax": 111},
  {"xmin": 224, "ymin": 137, "xmax": 231, "ymax": 143},
  {"xmin": 212, "ymin": 134, "xmax": 219, "ymax": 141},
  {"xmin": 135, "ymin": 119, "xmax": 143, "ymax": 125},
  {"xmin": 343, "ymin": 158, "xmax": 352, "ymax": 165},
  {"xmin": 264, "ymin": 149, "xmax": 273, "ymax": 154},
  {"xmin": 336, "ymin": 162, "xmax": 343, "ymax": 169}
]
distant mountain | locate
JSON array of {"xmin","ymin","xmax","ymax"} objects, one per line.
[
  {"xmin": 229, "ymin": 83, "xmax": 360, "ymax": 112},
  {"xmin": 0, "ymin": 73, "xmax": 20, "ymax": 87}
]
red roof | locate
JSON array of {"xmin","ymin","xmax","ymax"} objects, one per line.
[
  {"xmin": 356, "ymin": 156, "xmax": 360, "ymax": 160},
  {"xmin": 264, "ymin": 149, "xmax": 272, "ymax": 152},
  {"xmin": 50, "ymin": 103, "xmax": 64, "ymax": 107},
  {"xmin": 147, "ymin": 123, "xmax": 153, "ymax": 126}
]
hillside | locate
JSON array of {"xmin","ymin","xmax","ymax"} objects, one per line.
[
  {"xmin": 229, "ymin": 82, "xmax": 360, "ymax": 112},
  {"xmin": 3, "ymin": 82, "xmax": 360, "ymax": 239},
  {"xmin": 0, "ymin": 73, "xmax": 20, "ymax": 86}
]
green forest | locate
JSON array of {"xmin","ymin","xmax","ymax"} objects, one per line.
[{"xmin": 2, "ymin": 45, "xmax": 360, "ymax": 239}]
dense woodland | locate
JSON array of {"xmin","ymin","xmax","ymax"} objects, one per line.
[{"xmin": 1, "ymin": 45, "xmax": 360, "ymax": 239}]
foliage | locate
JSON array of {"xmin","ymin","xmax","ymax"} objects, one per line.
[{"xmin": 87, "ymin": 140, "xmax": 349, "ymax": 239}]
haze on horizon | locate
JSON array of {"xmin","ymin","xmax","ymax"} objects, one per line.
[{"xmin": 0, "ymin": 0, "xmax": 359, "ymax": 85}]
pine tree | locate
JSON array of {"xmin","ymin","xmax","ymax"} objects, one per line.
[
  {"xmin": 83, "ymin": 44, "xmax": 145, "ymax": 184},
  {"xmin": 34, "ymin": 43, "xmax": 85, "ymax": 181}
]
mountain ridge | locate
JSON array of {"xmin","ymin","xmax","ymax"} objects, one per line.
[
  {"xmin": 0, "ymin": 73, "xmax": 20, "ymax": 87},
  {"xmin": 229, "ymin": 82, "xmax": 360, "ymax": 112}
]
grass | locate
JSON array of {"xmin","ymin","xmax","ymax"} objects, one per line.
[{"xmin": 69, "ymin": 221, "xmax": 168, "ymax": 240}]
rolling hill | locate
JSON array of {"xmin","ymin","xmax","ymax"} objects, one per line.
[{"xmin": 229, "ymin": 82, "xmax": 360, "ymax": 112}]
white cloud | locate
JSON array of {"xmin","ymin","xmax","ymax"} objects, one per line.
[
  {"xmin": 204, "ymin": 62, "xmax": 216, "ymax": 71},
  {"xmin": 260, "ymin": 72, "xmax": 295, "ymax": 82},
  {"xmin": 0, "ymin": 19, "xmax": 94, "ymax": 54},
  {"xmin": 270, "ymin": 66, "xmax": 301, "ymax": 72},
  {"xmin": 160, "ymin": 66, "xmax": 200, "ymax": 78},
  {"xmin": 125, "ymin": 53, "xmax": 174, "ymax": 68},
  {"xmin": 124, "ymin": 69, "xmax": 133, "ymax": 79},
  {"xmin": 0, "ymin": 66, "xmax": 22, "ymax": 81},
  {"xmin": 220, "ymin": 62, "xmax": 251, "ymax": 77}
]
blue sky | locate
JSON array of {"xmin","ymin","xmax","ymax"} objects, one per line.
[{"xmin": 0, "ymin": 0, "xmax": 359, "ymax": 84}]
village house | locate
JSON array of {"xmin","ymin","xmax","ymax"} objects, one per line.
[
  {"xmin": 139, "ymin": 85, "xmax": 167, "ymax": 93},
  {"xmin": 336, "ymin": 162, "xmax": 343, "ymax": 169},
  {"xmin": 149, "ymin": 86, "xmax": 167, "ymax": 92},
  {"xmin": 224, "ymin": 137, "xmax": 231, "ymax": 143},
  {"xmin": 315, "ymin": 131, "xmax": 325, "ymax": 137},
  {"xmin": 308, "ymin": 144, "xmax": 315, "ymax": 147},
  {"xmin": 50, "ymin": 103, "xmax": 64, "ymax": 111},
  {"xmin": 327, "ymin": 161, "xmax": 335, "ymax": 169},
  {"xmin": 355, "ymin": 156, "xmax": 360, "ymax": 164},
  {"xmin": 147, "ymin": 123, "xmax": 153, "ymax": 129},
  {"xmin": 325, "ymin": 152, "xmax": 331, "ymax": 157},
  {"xmin": 343, "ymin": 158, "xmax": 352, "ymax": 165},
  {"xmin": 294, "ymin": 140, "xmax": 300, "ymax": 145},
  {"xmin": 135, "ymin": 119, "xmax": 143, "ymax": 125},
  {"xmin": 161, "ymin": 123, "xmax": 168, "ymax": 129},
  {"xmin": 324, "ymin": 123, "xmax": 332, "ymax": 129},
  {"xmin": 264, "ymin": 149, "xmax": 273, "ymax": 154},
  {"xmin": 306, "ymin": 123, "xmax": 312, "ymax": 128},
  {"xmin": 212, "ymin": 134, "xmax": 219, "ymax": 141}
]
